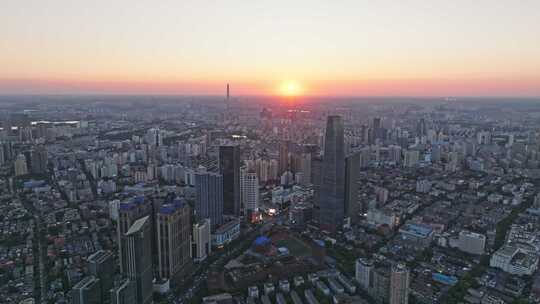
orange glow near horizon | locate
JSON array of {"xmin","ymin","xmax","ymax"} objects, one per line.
[
  {"xmin": 1, "ymin": 77, "xmax": 540, "ymax": 97},
  {"xmin": 278, "ymin": 81, "xmax": 303, "ymax": 97},
  {"xmin": 1, "ymin": 1, "xmax": 540, "ymax": 96}
]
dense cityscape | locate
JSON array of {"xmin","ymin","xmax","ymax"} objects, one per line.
[{"xmin": 0, "ymin": 94, "xmax": 539, "ymax": 304}]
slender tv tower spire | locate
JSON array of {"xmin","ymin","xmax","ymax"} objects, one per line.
[{"xmin": 225, "ymin": 83, "xmax": 230, "ymax": 112}]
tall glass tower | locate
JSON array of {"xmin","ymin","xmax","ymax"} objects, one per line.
[
  {"xmin": 219, "ymin": 145, "xmax": 241, "ymax": 216},
  {"xmin": 319, "ymin": 115, "xmax": 345, "ymax": 232}
]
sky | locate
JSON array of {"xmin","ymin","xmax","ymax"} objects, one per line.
[{"xmin": 1, "ymin": 0, "xmax": 540, "ymax": 97}]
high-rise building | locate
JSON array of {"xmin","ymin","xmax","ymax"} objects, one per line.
[
  {"xmin": 14, "ymin": 153, "xmax": 28, "ymax": 176},
  {"xmin": 299, "ymin": 153, "xmax": 311, "ymax": 186},
  {"xmin": 359, "ymin": 148, "xmax": 371, "ymax": 168},
  {"xmin": 219, "ymin": 145, "xmax": 241, "ymax": 216},
  {"xmin": 371, "ymin": 267, "xmax": 390, "ymax": 304},
  {"xmin": 416, "ymin": 180, "xmax": 432, "ymax": 193},
  {"xmin": 0, "ymin": 147, "xmax": 4, "ymax": 166},
  {"xmin": 195, "ymin": 171, "xmax": 224, "ymax": 229},
  {"xmin": 278, "ymin": 140, "xmax": 290, "ymax": 175},
  {"xmin": 191, "ymin": 219, "xmax": 211, "ymax": 262},
  {"xmin": 390, "ymin": 264, "xmax": 410, "ymax": 304},
  {"xmin": 241, "ymin": 170, "xmax": 259, "ymax": 214},
  {"xmin": 311, "ymin": 155, "xmax": 323, "ymax": 223},
  {"xmin": 30, "ymin": 145, "xmax": 48, "ymax": 174},
  {"xmin": 373, "ymin": 117, "xmax": 382, "ymax": 140},
  {"xmin": 146, "ymin": 128, "xmax": 163, "ymax": 147},
  {"xmin": 355, "ymin": 258, "xmax": 373, "ymax": 291},
  {"xmin": 269, "ymin": 159, "xmax": 279, "ymax": 181},
  {"xmin": 70, "ymin": 276, "xmax": 101, "ymax": 304},
  {"xmin": 403, "ymin": 150, "xmax": 419, "ymax": 168},
  {"xmin": 373, "ymin": 117, "xmax": 381, "ymax": 130},
  {"xmin": 1, "ymin": 141, "xmax": 13, "ymax": 163},
  {"xmin": 156, "ymin": 199, "xmax": 191, "ymax": 284},
  {"xmin": 388, "ymin": 145, "xmax": 402, "ymax": 164},
  {"xmin": 431, "ymin": 145, "xmax": 441, "ymax": 162},
  {"xmin": 416, "ymin": 118, "xmax": 427, "ymax": 137},
  {"xmin": 458, "ymin": 230, "xmax": 486, "ymax": 255},
  {"xmin": 87, "ymin": 250, "xmax": 114, "ymax": 303},
  {"xmin": 345, "ymin": 152, "xmax": 360, "ymax": 222},
  {"xmin": 319, "ymin": 115, "xmax": 345, "ymax": 233},
  {"xmin": 375, "ymin": 187, "xmax": 389, "ymax": 204},
  {"xmin": 124, "ymin": 216, "xmax": 153, "ymax": 304},
  {"xmin": 255, "ymin": 159, "xmax": 269, "ymax": 183},
  {"xmin": 477, "ymin": 131, "xmax": 492, "ymax": 145},
  {"xmin": 117, "ymin": 197, "xmax": 155, "ymax": 274},
  {"xmin": 110, "ymin": 279, "xmax": 136, "ymax": 304}
]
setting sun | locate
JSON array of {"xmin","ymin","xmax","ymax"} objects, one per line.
[{"xmin": 279, "ymin": 81, "xmax": 303, "ymax": 96}]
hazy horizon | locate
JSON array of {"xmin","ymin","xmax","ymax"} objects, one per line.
[{"xmin": 2, "ymin": 1, "xmax": 540, "ymax": 96}]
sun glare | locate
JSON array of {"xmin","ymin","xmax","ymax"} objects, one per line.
[{"xmin": 279, "ymin": 81, "xmax": 303, "ymax": 96}]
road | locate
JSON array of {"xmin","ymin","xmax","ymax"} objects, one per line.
[{"xmin": 37, "ymin": 215, "xmax": 47, "ymax": 304}]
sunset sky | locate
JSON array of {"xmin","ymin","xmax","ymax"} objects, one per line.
[{"xmin": 1, "ymin": 0, "xmax": 540, "ymax": 96}]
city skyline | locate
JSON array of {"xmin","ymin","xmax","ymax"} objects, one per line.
[
  {"xmin": 1, "ymin": 1, "xmax": 540, "ymax": 97},
  {"xmin": 2, "ymin": 2, "xmax": 540, "ymax": 303},
  {"xmin": 2, "ymin": 97, "xmax": 540, "ymax": 303}
]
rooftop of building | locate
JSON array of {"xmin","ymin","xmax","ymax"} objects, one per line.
[
  {"xmin": 399, "ymin": 223, "xmax": 433, "ymax": 238},
  {"xmin": 158, "ymin": 198, "xmax": 187, "ymax": 215},
  {"xmin": 460, "ymin": 230, "xmax": 486, "ymax": 239},
  {"xmin": 214, "ymin": 219, "xmax": 240, "ymax": 234},
  {"xmin": 119, "ymin": 195, "xmax": 147, "ymax": 210},
  {"xmin": 126, "ymin": 216, "xmax": 149, "ymax": 235},
  {"xmin": 87, "ymin": 250, "xmax": 112, "ymax": 262},
  {"xmin": 72, "ymin": 275, "xmax": 98, "ymax": 289}
]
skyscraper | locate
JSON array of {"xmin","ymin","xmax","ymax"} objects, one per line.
[
  {"xmin": 416, "ymin": 118, "xmax": 427, "ymax": 137},
  {"xmin": 191, "ymin": 219, "xmax": 211, "ymax": 262},
  {"xmin": 146, "ymin": 128, "xmax": 163, "ymax": 147},
  {"xmin": 117, "ymin": 196, "xmax": 154, "ymax": 274},
  {"xmin": 278, "ymin": 140, "xmax": 290, "ymax": 175},
  {"xmin": 371, "ymin": 267, "xmax": 391, "ymax": 304},
  {"xmin": 355, "ymin": 258, "xmax": 373, "ymax": 291},
  {"xmin": 30, "ymin": 145, "xmax": 48, "ymax": 174},
  {"xmin": 125, "ymin": 216, "xmax": 153, "ymax": 304},
  {"xmin": 195, "ymin": 170, "xmax": 224, "ymax": 229},
  {"xmin": 403, "ymin": 150, "xmax": 419, "ymax": 168},
  {"xmin": 1, "ymin": 141, "xmax": 13, "ymax": 163},
  {"xmin": 70, "ymin": 276, "xmax": 101, "ymax": 304},
  {"xmin": 390, "ymin": 263, "xmax": 410, "ymax": 304},
  {"xmin": 345, "ymin": 152, "xmax": 360, "ymax": 222},
  {"xmin": 219, "ymin": 145, "xmax": 240, "ymax": 216},
  {"xmin": 311, "ymin": 155, "xmax": 323, "ymax": 224},
  {"xmin": 156, "ymin": 199, "xmax": 191, "ymax": 284},
  {"xmin": 14, "ymin": 153, "xmax": 28, "ymax": 176},
  {"xmin": 87, "ymin": 250, "xmax": 114, "ymax": 303},
  {"xmin": 299, "ymin": 153, "xmax": 311, "ymax": 186},
  {"xmin": 319, "ymin": 115, "xmax": 345, "ymax": 233},
  {"xmin": 373, "ymin": 117, "xmax": 382, "ymax": 140},
  {"xmin": 240, "ymin": 169, "xmax": 259, "ymax": 214},
  {"xmin": 110, "ymin": 279, "xmax": 136, "ymax": 304}
]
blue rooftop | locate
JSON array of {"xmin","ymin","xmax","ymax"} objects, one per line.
[
  {"xmin": 314, "ymin": 239, "xmax": 325, "ymax": 247},
  {"xmin": 401, "ymin": 224, "xmax": 433, "ymax": 238},
  {"xmin": 23, "ymin": 180, "xmax": 46, "ymax": 188},
  {"xmin": 159, "ymin": 197, "xmax": 186, "ymax": 214},
  {"xmin": 132, "ymin": 196, "xmax": 145, "ymax": 204},
  {"xmin": 432, "ymin": 273, "xmax": 458, "ymax": 285},
  {"xmin": 159, "ymin": 204, "xmax": 177, "ymax": 214},
  {"xmin": 254, "ymin": 236, "xmax": 270, "ymax": 246},
  {"xmin": 119, "ymin": 202, "xmax": 136, "ymax": 210},
  {"xmin": 119, "ymin": 195, "xmax": 148, "ymax": 210}
]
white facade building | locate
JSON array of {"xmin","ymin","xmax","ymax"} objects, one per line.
[{"xmin": 458, "ymin": 230, "xmax": 486, "ymax": 255}]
